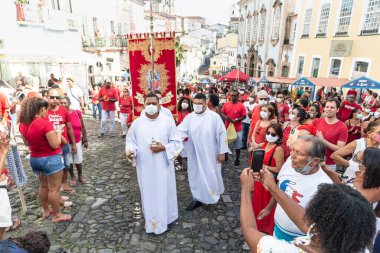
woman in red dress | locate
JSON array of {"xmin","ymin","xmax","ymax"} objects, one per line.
[
  {"xmin": 251, "ymin": 123, "xmax": 285, "ymax": 235},
  {"xmin": 345, "ymin": 108, "xmax": 363, "ymax": 144}
]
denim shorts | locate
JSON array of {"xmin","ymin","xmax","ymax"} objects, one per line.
[
  {"xmin": 30, "ymin": 154, "xmax": 64, "ymax": 176},
  {"xmin": 61, "ymin": 144, "xmax": 71, "ymax": 170},
  {"xmin": 233, "ymin": 130, "xmax": 243, "ymax": 150}
]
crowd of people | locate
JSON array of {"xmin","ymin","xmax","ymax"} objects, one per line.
[
  {"xmin": 1, "ymin": 74, "xmax": 380, "ymax": 252},
  {"xmin": 126, "ymin": 83, "xmax": 380, "ymax": 252}
]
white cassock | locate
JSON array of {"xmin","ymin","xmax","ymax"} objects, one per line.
[
  {"xmin": 125, "ymin": 111, "xmax": 183, "ymax": 234},
  {"xmin": 177, "ymin": 108, "xmax": 229, "ymax": 204}
]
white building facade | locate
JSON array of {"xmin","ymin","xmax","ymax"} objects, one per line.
[{"xmin": 237, "ymin": 0, "xmax": 296, "ymax": 78}]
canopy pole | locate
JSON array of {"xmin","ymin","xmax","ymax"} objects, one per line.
[{"xmin": 149, "ymin": 0, "xmax": 155, "ymax": 93}]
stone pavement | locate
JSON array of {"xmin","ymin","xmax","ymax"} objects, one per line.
[{"xmin": 7, "ymin": 116, "xmax": 250, "ymax": 253}]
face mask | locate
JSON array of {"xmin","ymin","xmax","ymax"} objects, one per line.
[
  {"xmin": 295, "ymin": 158, "xmax": 315, "ymax": 175},
  {"xmin": 179, "ymin": 93, "xmax": 183, "ymax": 97},
  {"xmin": 239, "ymin": 91, "xmax": 244, "ymax": 95},
  {"xmin": 289, "ymin": 114, "xmax": 296, "ymax": 121},
  {"xmin": 374, "ymin": 111, "xmax": 380, "ymax": 119},
  {"xmin": 260, "ymin": 111, "xmax": 269, "ymax": 119},
  {"xmin": 258, "ymin": 99, "xmax": 268, "ymax": 106},
  {"xmin": 374, "ymin": 134, "xmax": 380, "ymax": 143},
  {"xmin": 181, "ymin": 103, "xmax": 189, "ymax": 109},
  {"xmin": 276, "ymin": 98, "xmax": 282, "ymax": 103},
  {"xmin": 356, "ymin": 114, "xmax": 363, "ymax": 119},
  {"xmin": 220, "ymin": 99, "xmax": 227, "ymax": 104},
  {"xmin": 293, "ymin": 223, "xmax": 316, "ymax": 246},
  {"xmin": 365, "ymin": 109, "xmax": 371, "ymax": 113},
  {"xmin": 145, "ymin": 104, "xmax": 158, "ymax": 116},
  {"xmin": 266, "ymin": 134, "xmax": 279, "ymax": 143},
  {"xmin": 308, "ymin": 112, "xmax": 314, "ymax": 118},
  {"xmin": 248, "ymin": 97, "xmax": 254, "ymax": 102},
  {"xmin": 193, "ymin": 104, "xmax": 204, "ymax": 114}
]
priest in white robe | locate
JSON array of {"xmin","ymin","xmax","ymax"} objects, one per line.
[
  {"xmin": 125, "ymin": 93, "xmax": 183, "ymax": 234},
  {"xmin": 177, "ymin": 93, "xmax": 229, "ymax": 211}
]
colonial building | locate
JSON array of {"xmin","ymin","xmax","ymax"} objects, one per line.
[
  {"xmin": 209, "ymin": 33, "xmax": 238, "ymax": 76},
  {"xmin": 291, "ymin": 0, "xmax": 380, "ymax": 80},
  {"xmin": 143, "ymin": 0, "xmax": 176, "ymax": 32},
  {"xmin": 237, "ymin": 0, "xmax": 297, "ymax": 78}
]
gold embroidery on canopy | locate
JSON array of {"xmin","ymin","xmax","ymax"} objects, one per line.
[
  {"xmin": 128, "ymin": 38, "xmax": 175, "ymax": 62},
  {"xmin": 138, "ymin": 64, "xmax": 170, "ymax": 95}
]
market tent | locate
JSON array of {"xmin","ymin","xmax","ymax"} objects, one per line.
[
  {"xmin": 219, "ymin": 69, "xmax": 250, "ymax": 82},
  {"xmin": 291, "ymin": 77, "xmax": 350, "ymax": 99},
  {"xmin": 341, "ymin": 76, "xmax": 380, "ymax": 89}
]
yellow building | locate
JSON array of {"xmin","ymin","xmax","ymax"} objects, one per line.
[{"xmin": 291, "ymin": 0, "xmax": 380, "ymax": 81}]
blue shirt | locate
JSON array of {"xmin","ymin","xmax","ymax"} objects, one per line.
[{"xmin": 0, "ymin": 239, "xmax": 28, "ymax": 253}]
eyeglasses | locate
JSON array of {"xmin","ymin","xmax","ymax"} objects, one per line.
[
  {"xmin": 259, "ymin": 98, "xmax": 268, "ymax": 101},
  {"xmin": 266, "ymin": 132, "xmax": 277, "ymax": 137},
  {"xmin": 49, "ymin": 96, "xmax": 61, "ymax": 100}
]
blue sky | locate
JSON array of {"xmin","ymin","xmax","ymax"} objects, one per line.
[{"xmin": 175, "ymin": 0, "xmax": 237, "ymax": 25}]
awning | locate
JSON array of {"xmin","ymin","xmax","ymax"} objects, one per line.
[
  {"xmin": 341, "ymin": 76, "xmax": 380, "ymax": 89},
  {"xmin": 251, "ymin": 76, "xmax": 296, "ymax": 84},
  {"xmin": 291, "ymin": 77, "xmax": 350, "ymax": 88}
]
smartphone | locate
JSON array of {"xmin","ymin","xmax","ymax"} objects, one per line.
[{"xmin": 251, "ymin": 149, "xmax": 265, "ymax": 173}]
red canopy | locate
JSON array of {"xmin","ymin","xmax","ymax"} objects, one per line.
[{"xmin": 219, "ymin": 69, "xmax": 250, "ymax": 82}]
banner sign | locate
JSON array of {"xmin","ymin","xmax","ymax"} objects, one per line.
[{"xmin": 128, "ymin": 33, "xmax": 177, "ymax": 117}]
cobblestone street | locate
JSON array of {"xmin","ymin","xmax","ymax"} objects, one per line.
[{"xmin": 7, "ymin": 116, "xmax": 249, "ymax": 253}]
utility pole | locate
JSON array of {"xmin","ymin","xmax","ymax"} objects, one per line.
[{"xmin": 149, "ymin": 0, "xmax": 155, "ymax": 93}]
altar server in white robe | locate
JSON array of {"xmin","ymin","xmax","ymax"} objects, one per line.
[
  {"xmin": 177, "ymin": 93, "xmax": 229, "ymax": 211},
  {"xmin": 125, "ymin": 93, "xmax": 183, "ymax": 234}
]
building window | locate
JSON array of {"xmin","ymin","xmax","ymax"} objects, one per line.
[
  {"xmin": 247, "ymin": 16, "xmax": 252, "ymax": 43},
  {"xmin": 361, "ymin": 0, "xmax": 380, "ymax": 35},
  {"xmin": 239, "ymin": 18, "xmax": 244, "ymax": 43},
  {"xmin": 297, "ymin": 56, "xmax": 305, "ymax": 76},
  {"xmin": 51, "ymin": 0, "xmax": 72, "ymax": 12},
  {"xmin": 272, "ymin": 7, "xmax": 281, "ymax": 39},
  {"xmin": 354, "ymin": 61, "xmax": 369, "ymax": 72},
  {"xmin": 317, "ymin": 3, "xmax": 331, "ymax": 37},
  {"xmin": 259, "ymin": 10, "xmax": 266, "ymax": 42},
  {"xmin": 311, "ymin": 58, "xmax": 321, "ymax": 77},
  {"xmin": 302, "ymin": 9, "xmax": 312, "ymax": 37},
  {"xmin": 329, "ymin": 59, "xmax": 342, "ymax": 77},
  {"xmin": 252, "ymin": 14, "xmax": 258, "ymax": 44},
  {"xmin": 336, "ymin": 0, "xmax": 354, "ymax": 36}
]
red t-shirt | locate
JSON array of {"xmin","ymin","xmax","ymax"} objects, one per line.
[
  {"xmin": 339, "ymin": 101, "xmax": 361, "ymax": 122},
  {"xmin": 19, "ymin": 118, "xmax": 61, "ymax": 157},
  {"xmin": 99, "ymin": 87, "xmax": 119, "ymax": 111},
  {"xmin": 119, "ymin": 96, "xmax": 133, "ymax": 114},
  {"xmin": 312, "ymin": 118, "xmax": 348, "ymax": 165},
  {"xmin": 46, "ymin": 106, "xmax": 72, "ymax": 141},
  {"xmin": 277, "ymin": 103, "xmax": 290, "ymax": 123},
  {"xmin": 221, "ymin": 101, "xmax": 247, "ymax": 132},
  {"xmin": 0, "ymin": 92, "xmax": 9, "ymax": 117}
]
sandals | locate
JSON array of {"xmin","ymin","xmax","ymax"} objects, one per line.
[
  {"xmin": 61, "ymin": 187, "xmax": 75, "ymax": 194},
  {"xmin": 5, "ymin": 218, "xmax": 21, "ymax": 232},
  {"xmin": 42, "ymin": 209, "xmax": 53, "ymax": 219},
  {"xmin": 52, "ymin": 214, "xmax": 71, "ymax": 223},
  {"xmin": 70, "ymin": 179, "xmax": 77, "ymax": 187},
  {"xmin": 78, "ymin": 177, "xmax": 87, "ymax": 184}
]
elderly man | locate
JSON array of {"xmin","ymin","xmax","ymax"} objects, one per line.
[
  {"xmin": 178, "ymin": 93, "xmax": 229, "ymax": 211},
  {"xmin": 125, "ymin": 93, "xmax": 183, "ymax": 234},
  {"xmin": 257, "ymin": 135, "xmax": 332, "ymax": 241}
]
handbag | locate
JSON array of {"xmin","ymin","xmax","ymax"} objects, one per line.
[{"xmin": 226, "ymin": 123, "xmax": 237, "ymax": 144}]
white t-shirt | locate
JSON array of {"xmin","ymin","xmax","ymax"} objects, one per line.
[
  {"xmin": 66, "ymin": 85, "xmax": 84, "ymax": 110},
  {"xmin": 243, "ymin": 101, "xmax": 257, "ymax": 124},
  {"xmin": 257, "ymin": 236, "xmax": 305, "ymax": 253},
  {"xmin": 274, "ymin": 159, "xmax": 333, "ymax": 238},
  {"xmin": 257, "ymin": 235, "xmax": 371, "ymax": 253}
]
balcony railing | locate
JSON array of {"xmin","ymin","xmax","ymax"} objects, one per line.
[
  {"xmin": 16, "ymin": 3, "xmax": 78, "ymax": 31},
  {"xmin": 82, "ymin": 35, "xmax": 128, "ymax": 51}
]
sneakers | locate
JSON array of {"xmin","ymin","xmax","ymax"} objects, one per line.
[
  {"xmin": 234, "ymin": 159, "xmax": 240, "ymax": 166},
  {"xmin": 109, "ymin": 133, "xmax": 115, "ymax": 138},
  {"xmin": 121, "ymin": 134, "xmax": 126, "ymax": 138},
  {"xmin": 98, "ymin": 133, "xmax": 105, "ymax": 138}
]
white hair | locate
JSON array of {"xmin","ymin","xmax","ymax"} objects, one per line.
[{"xmin": 257, "ymin": 90, "xmax": 268, "ymax": 97}]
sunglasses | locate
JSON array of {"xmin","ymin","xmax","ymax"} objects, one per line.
[
  {"xmin": 266, "ymin": 132, "xmax": 277, "ymax": 137},
  {"xmin": 259, "ymin": 98, "xmax": 268, "ymax": 101},
  {"xmin": 49, "ymin": 96, "xmax": 61, "ymax": 100}
]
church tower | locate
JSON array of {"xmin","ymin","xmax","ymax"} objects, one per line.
[{"xmin": 162, "ymin": 0, "xmax": 175, "ymax": 15}]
